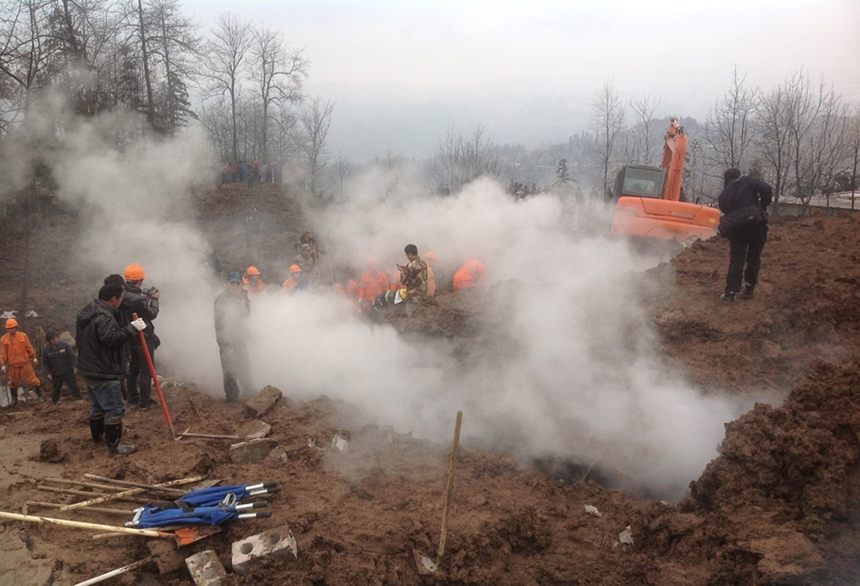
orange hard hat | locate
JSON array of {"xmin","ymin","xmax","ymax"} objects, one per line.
[
  {"xmin": 5, "ymin": 318, "xmax": 18, "ymax": 328},
  {"xmin": 124, "ymin": 264, "xmax": 146, "ymax": 281},
  {"xmin": 246, "ymin": 266, "xmax": 261, "ymax": 276},
  {"xmin": 289, "ymin": 264, "xmax": 302, "ymax": 273},
  {"xmin": 425, "ymin": 251, "xmax": 437, "ymax": 261}
]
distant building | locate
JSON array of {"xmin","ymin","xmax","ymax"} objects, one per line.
[{"xmin": 778, "ymin": 191, "xmax": 860, "ymax": 216}]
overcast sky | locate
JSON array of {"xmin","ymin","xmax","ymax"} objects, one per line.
[{"xmin": 184, "ymin": 0, "xmax": 860, "ymax": 161}]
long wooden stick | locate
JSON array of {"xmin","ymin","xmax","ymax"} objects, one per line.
[
  {"xmin": 60, "ymin": 475, "xmax": 204, "ymax": 511},
  {"xmin": 72, "ymin": 556, "xmax": 155, "ymax": 586},
  {"xmin": 82, "ymin": 475, "xmax": 187, "ymax": 496},
  {"xmin": 178, "ymin": 432, "xmax": 240, "ymax": 440},
  {"xmin": 437, "ymin": 410, "xmax": 463, "ymax": 559},
  {"xmin": 0, "ymin": 511, "xmax": 171, "ymax": 539},
  {"xmin": 46, "ymin": 478, "xmax": 136, "ymax": 493},
  {"xmin": 38, "ymin": 486, "xmax": 149, "ymax": 504},
  {"xmin": 26, "ymin": 501, "xmax": 132, "ymax": 515}
]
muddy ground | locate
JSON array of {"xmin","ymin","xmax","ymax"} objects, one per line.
[{"xmin": 1, "ymin": 186, "xmax": 859, "ymax": 585}]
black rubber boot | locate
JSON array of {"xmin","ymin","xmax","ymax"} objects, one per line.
[
  {"xmin": 89, "ymin": 417, "xmax": 105, "ymax": 443},
  {"xmin": 8, "ymin": 387, "xmax": 18, "ymax": 406},
  {"xmin": 740, "ymin": 283, "xmax": 755, "ymax": 299},
  {"xmin": 104, "ymin": 422, "xmax": 136, "ymax": 456}
]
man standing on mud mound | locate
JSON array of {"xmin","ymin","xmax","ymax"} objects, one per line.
[
  {"xmin": 718, "ymin": 168, "xmax": 773, "ymax": 302},
  {"xmin": 398, "ymin": 244, "xmax": 429, "ymax": 316},
  {"xmin": 42, "ymin": 331, "xmax": 82, "ymax": 403},
  {"xmin": 214, "ymin": 272, "xmax": 252, "ymax": 402},
  {"xmin": 1, "ymin": 318, "xmax": 44, "ymax": 405},
  {"xmin": 121, "ymin": 264, "xmax": 161, "ymax": 411},
  {"xmin": 76, "ymin": 282, "xmax": 146, "ymax": 455}
]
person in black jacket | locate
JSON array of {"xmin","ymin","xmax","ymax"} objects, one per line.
[
  {"xmin": 76, "ymin": 281, "xmax": 147, "ymax": 455},
  {"xmin": 718, "ymin": 168, "xmax": 773, "ymax": 301},
  {"xmin": 41, "ymin": 331, "xmax": 82, "ymax": 403},
  {"xmin": 214, "ymin": 272, "xmax": 251, "ymax": 402},
  {"xmin": 121, "ymin": 264, "xmax": 160, "ymax": 411}
]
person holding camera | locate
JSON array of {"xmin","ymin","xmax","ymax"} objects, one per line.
[{"xmin": 121, "ymin": 264, "xmax": 161, "ymax": 410}]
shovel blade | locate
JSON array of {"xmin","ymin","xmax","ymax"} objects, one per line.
[{"xmin": 173, "ymin": 525, "xmax": 220, "ymax": 547}]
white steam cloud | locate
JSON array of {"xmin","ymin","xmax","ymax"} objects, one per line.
[{"xmin": 4, "ymin": 103, "xmax": 752, "ymax": 500}]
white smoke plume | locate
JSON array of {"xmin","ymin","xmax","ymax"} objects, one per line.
[{"xmin": 3, "ymin": 101, "xmax": 754, "ymax": 500}]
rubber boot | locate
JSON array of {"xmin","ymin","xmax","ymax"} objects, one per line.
[
  {"xmin": 89, "ymin": 417, "xmax": 105, "ymax": 443},
  {"xmin": 104, "ymin": 422, "xmax": 136, "ymax": 456},
  {"xmin": 9, "ymin": 387, "xmax": 19, "ymax": 406},
  {"xmin": 740, "ymin": 283, "xmax": 755, "ymax": 300}
]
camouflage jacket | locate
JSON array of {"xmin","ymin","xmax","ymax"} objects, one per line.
[{"xmin": 400, "ymin": 257, "xmax": 428, "ymax": 300}]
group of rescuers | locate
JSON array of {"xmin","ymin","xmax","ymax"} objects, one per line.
[
  {"xmin": 0, "ymin": 237, "xmax": 487, "ymax": 457},
  {"xmin": 214, "ymin": 233, "xmax": 488, "ymax": 405}
]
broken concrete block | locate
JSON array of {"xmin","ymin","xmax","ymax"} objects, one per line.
[
  {"xmin": 331, "ymin": 434, "xmax": 349, "ymax": 452},
  {"xmin": 186, "ymin": 550, "xmax": 227, "ymax": 586},
  {"xmin": 244, "ymin": 386, "xmax": 282, "ymax": 418},
  {"xmin": 241, "ymin": 419, "xmax": 272, "ymax": 440},
  {"xmin": 584, "ymin": 505, "xmax": 602, "ymax": 518},
  {"xmin": 231, "ymin": 525, "xmax": 298, "ymax": 575},
  {"xmin": 229, "ymin": 438, "xmax": 278, "ymax": 464}
]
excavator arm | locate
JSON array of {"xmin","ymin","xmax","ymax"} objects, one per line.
[{"xmin": 660, "ymin": 118, "xmax": 687, "ymax": 202}]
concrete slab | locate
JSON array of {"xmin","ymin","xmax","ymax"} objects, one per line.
[
  {"xmin": 244, "ymin": 386, "xmax": 282, "ymax": 418},
  {"xmin": 229, "ymin": 438, "xmax": 278, "ymax": 464},
  {"xmin": 231, "ymin": 525, "xmax": 297, "ymax": 575}
]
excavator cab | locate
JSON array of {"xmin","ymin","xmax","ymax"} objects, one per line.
[{"xmin": 610, "ymin": 119, "xmax": 719, "ymax": 244}]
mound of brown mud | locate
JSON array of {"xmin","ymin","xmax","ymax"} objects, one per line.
[
  {"xmin": 646, "ymin": 214, "xmax": 860, "ymax": 394},
  {"xmin": 641, "ymin": 360, "xmax": 860, "ymax": 585}
]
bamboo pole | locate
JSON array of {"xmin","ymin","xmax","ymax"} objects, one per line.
[
  {"xmin": 72, "ymin": 556, "xmax": 155, "ymax": 586},
  {"xmin": 0, "ymin": 511, "xmax": 171, "ymax": 539},
  {"xmin": 60, "ymin": 476, "xmax": 204, "ymax": 511},
  {"xmin": 437, "ymin": 410, "xmax": 463, "ymax": 559},
  {"xmin": 26, "ymin": 501, "xmax": 132, "ymax": 515},
  {"xmin": 45, "ymin": 478, "xmax": 136, "ymax": 493},
  {"xmin": 38, "ymin": 486, "xmax": 149, "ymax": 504},
  {"xmin": 82, "ymin": 475, "xmax": 187, "ymax": 496}
]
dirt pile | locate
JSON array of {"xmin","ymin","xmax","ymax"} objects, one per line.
[
  {"xmin": 638, "ymin": 359, "xmax": 860, "ymax": 585},
  {"xmin": 646, "ymin": 214, "xmax": 860, "ymax": 394}
]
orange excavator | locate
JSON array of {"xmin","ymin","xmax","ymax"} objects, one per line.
[{"xmin": 610, "ymin": 118, "xmax": 719, "ymax": 243}]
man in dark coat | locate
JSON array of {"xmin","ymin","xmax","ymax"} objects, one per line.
[
  {"xmin": 214, "ymin": 272, "xmax": 252, "ymax": 402},
  {"xmin": 121, "ymin": 264, "xmax": 160, "ymax": 411},
  {"xmin": 42, "ymin": 331, "xmax": 82, "ymax": 403},
  {"xmin": 76, "ymin": 281, "xmax": 147, "ymax": 455},
  {"xmin": 718, "ymin": 168, "xmax": 774, "ymax": 301}
]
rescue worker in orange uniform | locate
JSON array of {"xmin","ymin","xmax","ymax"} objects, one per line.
[
  {"xmin": 243, "ymin": 266, "xmax": 265, "ymax": 294},
  {"xmin": 1, "ymin": 318, "xmax": 44, "ymax": 404},
  {"xmin": 424, "ymin": 251, "xmax": 438, "ymax": 297},
  {"xmin": 282, "ymin": 264, "xmax": 306, "ymax": 292},
  {"xmin": 334, "ymin": 272, "xmax": 359, "ymax": 301},
  {"xmin": 358, "ymin": 259, "xmax": 390, "ymax": 314},
  {"xmin": 453, "ymin": 260, "xmax": 487, "ymax": 292}
]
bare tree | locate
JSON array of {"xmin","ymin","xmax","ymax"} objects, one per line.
[
  {"xmin": 331, "ymin": 153, "xmax": 352, "ymax": 199},
  {"xmin": 299, "ymin": 95, "xmax": 334, "ymax": 196},
  {"xmin": 756, "ymin": 83, "xmax": 794, "ymax": 214},
  {"xmin": 705, "ymin": 66, "xmax": 758, "ymax": 170},
  {"xmin": 0, "ymin": 0, "xmax": 56, "ymax": 115},
  {"xmin": 148, "ymin": 0, "xmax": 200, "ymax": 133},
  {"xmin": 460, "ymin": 125, "xmax": 500, "ymax": 183},
  {"xmin": 628, "ymin": 94, "xmax": 662, "ymax": 164},
  {"xmin": 429, "ymin": 126, "xmax": 460, "ymax": 194},
  {"xmin": 250, "ymin": 25, "xmax": 307, "ymax": 164},
  {"xmin": 783, "ymin": 71, "xmax": 849, "ymax": 213},
  {"xmin": 590, "ymin": 80, "xmax": 626, "ymax": 195},
  {"xmin": 846, "ymin": 105, "xmax": 859, "ymax": 210},
  {"xmin": 133, "ymin": 0, "xmax": 155, "ymax": 127},
  {"xmin": 203, "ymin": 12, "xmax": 250, "ymax": 162}
]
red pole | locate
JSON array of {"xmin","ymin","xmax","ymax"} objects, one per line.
[{"xmin": 132, "ymin": 313, "xmax": 174, "ymax": 436}]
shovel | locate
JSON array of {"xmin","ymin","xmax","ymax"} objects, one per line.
[
  {"xmin": 132, "ymin": 312, "xmax": 175, "ymax": 437},
  {"xmin": 0, "ymin": 511, "xmax": 217, "ymax": 547},
  {"xmin": 416, "ymin": 410, "xmax": 463, "ymax": 573}
]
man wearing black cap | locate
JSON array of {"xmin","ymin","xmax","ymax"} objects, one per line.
[{"xmin": 214, "ymin": 272, "xmax": 252, "ymax": 402}]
